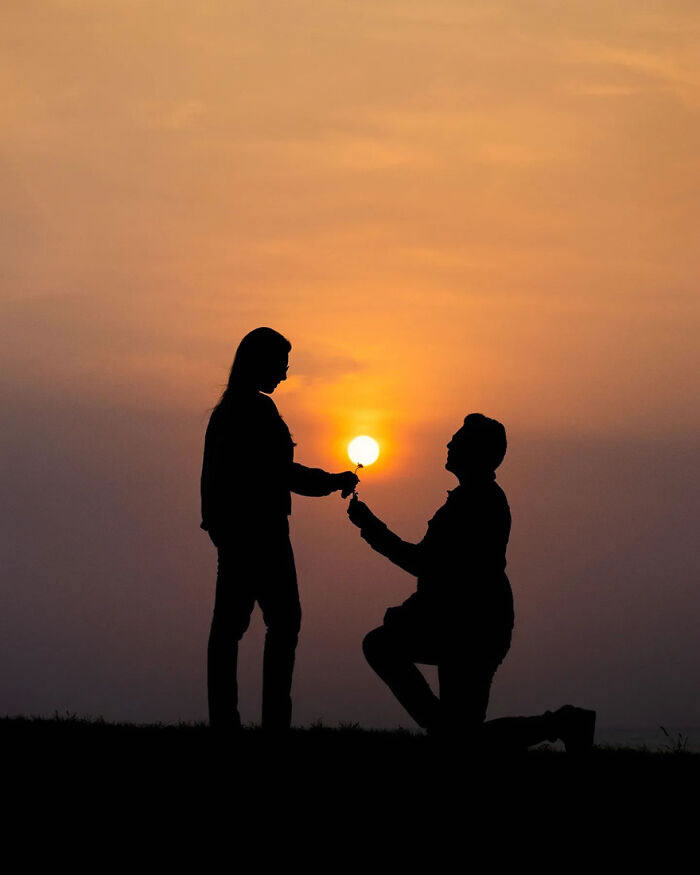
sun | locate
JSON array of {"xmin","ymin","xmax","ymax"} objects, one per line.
[{"xmin": 348, "ymin": 435, "xmax": 380, "ymax": 467}]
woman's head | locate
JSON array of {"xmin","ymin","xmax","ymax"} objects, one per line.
[{"xmin": 223, "ymin": 327, "xmax": 291, "ymax": 397}]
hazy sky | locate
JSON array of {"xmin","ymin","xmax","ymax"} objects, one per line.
[{"xmin": 2, "ymin": 1, "xmax": 699, "ymax": 731}]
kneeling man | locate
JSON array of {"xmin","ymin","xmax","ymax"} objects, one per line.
[{"xmin": 347, "ymin": 413, "xmax": 594, "ymax": 751}]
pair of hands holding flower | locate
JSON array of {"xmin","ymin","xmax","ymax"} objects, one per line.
[{"xmin": 333, "ymin": 472, "xmax": 377, "ymax": 530}]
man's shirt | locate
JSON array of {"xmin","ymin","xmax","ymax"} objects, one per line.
[{"xmin": 360, "ymin": 477, "xmax": 513, "ymax": 631}]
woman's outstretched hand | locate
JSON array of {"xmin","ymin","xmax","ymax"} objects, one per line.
[{"xmin": 333, "ymin": 471, "xmax": 360, "ymax": 498}]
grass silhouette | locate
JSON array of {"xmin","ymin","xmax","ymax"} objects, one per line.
[{"xmin": 3, "ymin": 713, "xmax": 697, "ymax": 764}]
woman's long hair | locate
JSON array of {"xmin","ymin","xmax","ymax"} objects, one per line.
[{"xmin": 216, "ymin": 327, "xmax": 292, "ymax": 408}]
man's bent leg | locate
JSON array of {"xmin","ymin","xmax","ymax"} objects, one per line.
[
  {"xmin": 363, "ymin": 626, "xmax": 440, "ymax": 730},
  {"xmin": 481, "ymin": 706, "xmax": 596, "ymax": 752},
  {"xmin": 437, "ymin": 658, "xmax": 496, "ymax": 738},
  {"xmin": 437, "ymin": 630, "xmax": 512, "ymax": 739},
  {"xmin": 439, "ymin": 651, "xmax": 578, "ymax": 749},
  {"xmin": 480, "ymin": 714, "xmax": 557, "ymax": 750}
]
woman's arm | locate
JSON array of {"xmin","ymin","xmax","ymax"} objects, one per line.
[
  {"xmin": 290, "ymin": 463, "xmax": 358, "ymax": 497},
  {"xmin": 200, "ymin": 410, "xmax": 227, "ymax": 534}
]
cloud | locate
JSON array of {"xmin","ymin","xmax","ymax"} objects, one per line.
[{"xmin": 287, "ymin": 347, "xmax": 365, "ymax": 384}]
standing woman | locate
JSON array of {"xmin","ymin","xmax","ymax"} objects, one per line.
[{"xmin": 201, "ymin": 327, "xmax": 358, "ymax": 732}]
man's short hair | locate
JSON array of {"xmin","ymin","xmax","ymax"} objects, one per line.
[{"xmin": 462, "ymin": 413, "xmax": 507, "ymax": 470}]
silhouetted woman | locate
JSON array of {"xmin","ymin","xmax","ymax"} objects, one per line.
[{"xmin": 201, "ymin": 327, "xmax": 358, "ymax": 731}]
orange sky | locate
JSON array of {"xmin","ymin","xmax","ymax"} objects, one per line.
[{"xmin": 1, "ymin": 2, "xmax": 699, "ymax": 733}]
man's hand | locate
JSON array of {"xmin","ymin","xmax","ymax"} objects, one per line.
[
  {"xmin": 347, "ymin": 496, "xmax": 376, "ymax": 528},
  {"xmin": 333, "ymin": 471, "xmax": 360, "ymax": 498}
]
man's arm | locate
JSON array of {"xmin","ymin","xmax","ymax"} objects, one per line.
[{"xmin": 348, "ymin": 498, "xmax": 423, "ymax": 576}]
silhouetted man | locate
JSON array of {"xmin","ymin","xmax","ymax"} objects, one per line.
[{"xmin": 348, "ymin": 413, "xmax": 594, "ymax": 751}]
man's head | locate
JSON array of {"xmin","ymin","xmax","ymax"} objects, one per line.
[{"xmin": 446, "ymin": 413, "xmax": 507, "ymax": 479}]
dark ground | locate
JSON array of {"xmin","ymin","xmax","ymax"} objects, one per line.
[
  {"xmin": 4, "ymin": 715, "xmax": 697, "ymax": 790},
  {"xmin": 3, "ymin": 715, "xmax": 696, "ymax": 860}
]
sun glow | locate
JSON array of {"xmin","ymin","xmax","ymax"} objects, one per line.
[{"xmin": 348, "ymin": 435, "xmax": 380, "ymax": 468}]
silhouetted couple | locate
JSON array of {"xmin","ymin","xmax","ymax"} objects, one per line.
[{"xmin": 201, "ymin": 328, "xmax": 595, "ymax": 751}]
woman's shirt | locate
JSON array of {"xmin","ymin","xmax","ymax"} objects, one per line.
[{"xmin": 201, "ymin": 390, "xmax": 335, "ymax": 538}]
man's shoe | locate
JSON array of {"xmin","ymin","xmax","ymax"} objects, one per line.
[{"xmin": 552, "ymin": 705, "xmax": 596, "ymax": 754}]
